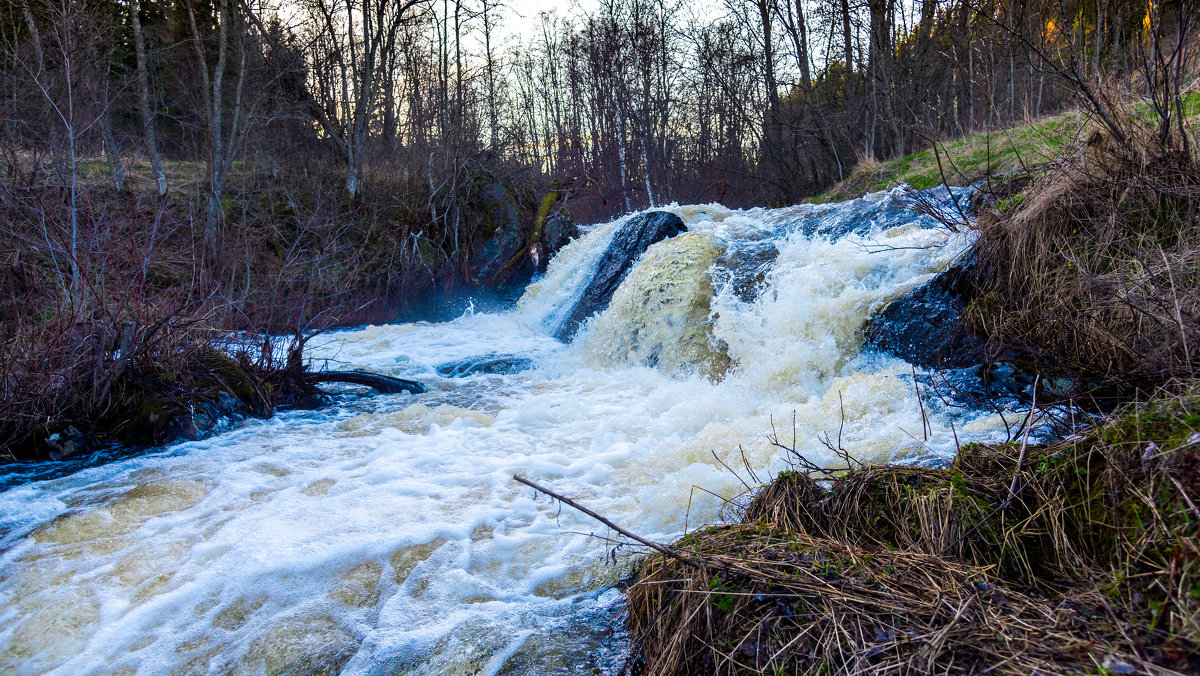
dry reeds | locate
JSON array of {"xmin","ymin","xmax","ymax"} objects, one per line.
[
  {"xmin": 627, "ymin": 388, "xmax": 1200, "ymax": 674},
  {"xmin": 630, "ymin": 528, "xmax": 1133, "ymax": 675},
  {"xmin": 970, "ymin": 104, "xmax": 1200, "ymax": 384}
]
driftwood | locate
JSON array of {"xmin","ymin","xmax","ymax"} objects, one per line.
[{"xmin": 306, "ymin": 370, "xmax": 426, "ymax": 394}]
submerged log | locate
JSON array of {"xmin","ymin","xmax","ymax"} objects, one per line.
[{"xmin": 305, "ymin": 370, "xmax": 426, "ymax": 394}]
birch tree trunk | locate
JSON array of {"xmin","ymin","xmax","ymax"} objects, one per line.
[
  {"xmin": 129, "ymin": 0, "xmax": 166, "ymax": 196},
  {"xmin": 615, "ymin": 94, "xmax": 631, "ymax": 212}
]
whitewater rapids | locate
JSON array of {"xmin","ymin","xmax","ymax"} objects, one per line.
[{"xmin": 0, "ymin": 188, "xmax": 1015, "ymax": 675}]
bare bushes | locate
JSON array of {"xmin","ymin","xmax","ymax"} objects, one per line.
[
  {"xmin": 970, "ymin": 7, "xmax": 1200, "ymax": 384},
  {"xmin": 627, "ymin": 388, "xmax": 1200, "ymax": 674},
  {"xmin": 972, "ymin": 124, "xmax": 1200, "ymax": 382},
  {"xmin": 0, "ymin": 166, "xmax": 316, "ymax": 458},
  {"xmin": 0, "ymin": 246, "xmax": 290, "ymax": 458},
  {"xmin": 0, "ymin": 148, "xmax": 555, "ymax": 458},
  {"xmin": 0, "ymin": 313, "xmax": 279, "ymax": 457}
]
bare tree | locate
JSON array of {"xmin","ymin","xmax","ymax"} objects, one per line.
[{"xmin": 129, "ymin": 0, "xmax": 166, "ymax": 196}]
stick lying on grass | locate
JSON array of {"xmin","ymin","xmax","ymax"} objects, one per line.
[{"xmin": 512, "ymin": 475, "xmax": 701, "ymax": 568}]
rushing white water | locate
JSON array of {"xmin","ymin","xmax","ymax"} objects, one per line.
[{"xmin": 0, "ymin": 188, "xmax": 1017, "ymax": 675}]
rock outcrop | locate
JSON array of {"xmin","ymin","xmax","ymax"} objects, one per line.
[
  {"xmin": 863, "ymin": 258, "xmax": 987, "ymax": 368},
  {"xmin": 584, "ymin": 231, "xmax": 731, "ymax": 378},
  {"xmin": 470, "ymin": 177, "xmax": 526, "ymax": 286},
  {"xmin": 470, "ymin": 176, "xmax": 579, "ymax": 289},
  {"xmin": 553, "ymin": 211, "xmax": 687, "ymax": 341}
]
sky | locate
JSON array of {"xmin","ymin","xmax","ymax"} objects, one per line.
[
  {"xmin": 499, "ymin": 0, "xmax": 581, "ymax": 41},
  {"xmin": 497, "ymin": 0, "xmax": 724, "ymax": 43}
]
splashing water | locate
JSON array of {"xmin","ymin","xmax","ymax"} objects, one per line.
[{"xmin": 0, "ymin": 188, "xmax": 1016, "ymax": 675}]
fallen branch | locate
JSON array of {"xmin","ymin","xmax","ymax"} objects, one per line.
[
  {"xmin": 1001, "ymin": 374, "xmax": 1039, "ymax": 511},
  {"xmin": 513, "ymin": 474, "xmax": 701, "ymax": 568},
  {"xmin": 306, "ymin": 370, "xmax": 426, "ymax": 394}
]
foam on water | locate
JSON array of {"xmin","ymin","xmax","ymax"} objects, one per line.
[{"xmin": 0, "ymin": 188, "xmax": 1016, "ymax": 675}]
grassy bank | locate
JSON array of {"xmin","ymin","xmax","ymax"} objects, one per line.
[
  {"xmin": 809, "ymin": 111, "xmax": 1082, "ymax": 203},
  {"xmin": 627, "ymin": 387, "xmax": 1200, "ymax": 674},
  {"xmin": 810, "ymin": 94, "xmax": 1200, "ymax": 204}
]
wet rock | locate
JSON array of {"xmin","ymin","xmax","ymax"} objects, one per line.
[
  {"xmin": 716, "ymin": 240, "xmax": 778, "ymax": 302},
  {"xmin": 471, "ymin": 177, "xmax": 525, "ymax": 286},
  {"xmin": 553, "ymin": 211, "xmax": 687, "ymax": 341},
  {"xmin": 173, "ymin": 391, "xmax": 246, "ymax": 441},
  {"xmin": 584, "ymin": 232, "xmax": 731, "ymax": 378},
  {"xmin": 918, "ymin": 362, "xmax": 1038, "ymax": 413},
  {"xmin": 864, "ymin": 257, "xmax": 987, "ymax": 368},
  {"xmin": 45, "ymin": 425, "xmax": 91, "ymax": 460},
  {"xmin": 436, "ymin": 354, "xmax": 534, "ymax": 377},
  {"xmin": 543, "ymin": 211, "xmax": 578, "ymax": 260},
  {"xmin": 470, "ymin": 177, "xmax": 578, "ymax": 289},
  {"xmin": 802, "ymin": 185, "xmax": 977, "ymax": 240}
]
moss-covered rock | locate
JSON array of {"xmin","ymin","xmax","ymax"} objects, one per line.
[{"xmin": 584, "ymin": 231, "xmax": 731, "ymax": 379}]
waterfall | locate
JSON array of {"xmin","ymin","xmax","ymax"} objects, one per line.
[{"xmin": 0, "ymin": 187, "xmax": 1012, "ymax": 676}]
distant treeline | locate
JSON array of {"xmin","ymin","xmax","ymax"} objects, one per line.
[{"xmin": 2, "ymin": 0, "xmax": 1189, "ymax": 222}]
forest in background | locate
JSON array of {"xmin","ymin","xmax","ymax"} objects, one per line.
[
  {"xmin": 0, "ymin": 0, "xmax": 1193, "ymax": 456},
  {"xmin": 2, "ymin": 0, "xmax": 1179, "ymax": 297},
  {"xmin": 5, "ymin": 0, "xmax": 1167, "ymax": 216}
]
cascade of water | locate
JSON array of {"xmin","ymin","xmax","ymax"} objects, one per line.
[{"xmin": 0, "ymin": 187, "xmax": 1014, "ymax": 676}]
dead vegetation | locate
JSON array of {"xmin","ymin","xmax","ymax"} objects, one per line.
[
  {"xmin": 0, "ymin": 150, "xmax": 555, "ymax": 459},
  {"xmin": 626, "ymin": 386, "xmax": 1200, "ymax": 674},
  {"xmin": 970, "ymin": 117, "xmax": 1200, "ymax": 383},
  {"xmin": 967, "ymin": 8, "xmax": 1200, "ymax": 385}
]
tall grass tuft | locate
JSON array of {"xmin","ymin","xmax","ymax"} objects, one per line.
[{"xmin": 971, "ymin": 91, "xmax": 1200, "ymax": 384}]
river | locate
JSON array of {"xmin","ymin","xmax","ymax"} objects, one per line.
[{"xmin": 0, "ymin": 188, "xmax": 1016, "ymax": 675}]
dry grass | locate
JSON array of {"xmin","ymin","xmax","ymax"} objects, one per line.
[
  {"xmin": 627, "ymin": 387, "xmax": 1200, "ymax": 674},
  {"xmin": 963, "ymin": 83, "xmax": 1200, "ymax": 385},
  {"xmin": 812, "ymin": 94, "xmax": 1200, "ymax": 205},
  {"xmin": 971, "ymin": 112, "xmax": 1200, "ymax": 383},
  {"xmin": 630, "ymin": 529, "xmax": 1136, "ymax": 675}
]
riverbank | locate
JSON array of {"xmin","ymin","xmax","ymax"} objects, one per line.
[
  {"xmin": 627, "ymin": 384, "xmax": 1200, "ymax": 674},
  {"xmin": 0, "ymin": 159, "xmax": 576, "ymax": 461}
]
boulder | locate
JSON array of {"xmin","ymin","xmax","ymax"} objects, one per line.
[
  {"xmin": 541, "ymin": 211, "xmax": 578, "ymax": 270},
  {"xmin": 44, "ymin": 425, "xmax": 90, "ymax": 460},
  {"xmin": 864, "ymin": 258, "xmax": 988, "ymax": 368},
  {"xmin": 436, "ymin": 354, "xmax": 534, "ymax": 378},
  {"xmin": 470, "ymin": 177, "xmax": 578, "ymax": 288},
  {"xmin": 583, "ymin": 231, "xmax": 731, "ymax": 378},
  {"xmin": 553, "ymin": 211, "xmax": 687, "ymax": 341}
]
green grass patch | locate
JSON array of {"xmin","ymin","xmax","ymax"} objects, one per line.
[{"xmin": 809, "ymin": 93, "xmax": 1200, "ymax": 204}]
